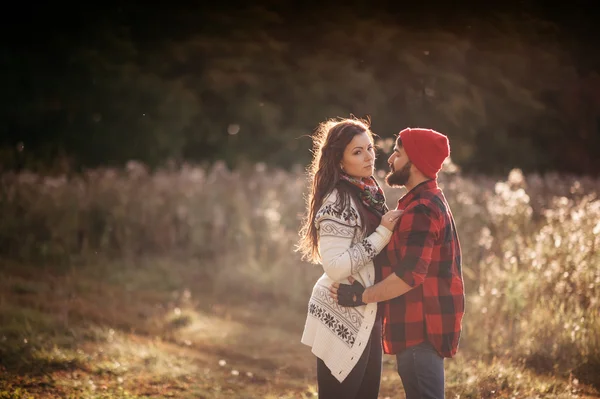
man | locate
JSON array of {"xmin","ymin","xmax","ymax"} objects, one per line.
[{"xmin": 331, "ymin": 127, "xmax": 465, "ymax": 399}]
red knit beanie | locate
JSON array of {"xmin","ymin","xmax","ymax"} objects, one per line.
[{"xmin": 398, "ymin": 128, "xmax": 450, "ymax": 179}]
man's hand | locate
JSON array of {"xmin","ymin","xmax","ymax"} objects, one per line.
[{"xmin": 330, "ymin": 277, "xmax": 365, "ymax": 307}]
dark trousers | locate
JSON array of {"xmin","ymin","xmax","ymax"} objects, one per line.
[
  {"xmin": 396, "ymin": 341, "xmax": 445, "ymax": 399},
  {"xmin": 316, "ymin": 320, "xmax": 382, "ymax": 399}
]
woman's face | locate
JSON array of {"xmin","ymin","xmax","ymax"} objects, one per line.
[{"xmin": 340, "ymin": 132, "xmax": 375, "ymax": 179}]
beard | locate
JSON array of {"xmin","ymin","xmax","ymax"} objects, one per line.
[{"xmin": 386, "ymin": 161, "xmax": 412, "ymax": 187}]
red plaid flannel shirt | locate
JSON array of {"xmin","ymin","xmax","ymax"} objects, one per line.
[{"xmin": 377, "ymin": 179, "xmax": 464, "ymax": 357}]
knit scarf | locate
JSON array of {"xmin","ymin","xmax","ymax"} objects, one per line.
[{"xmin": 339, "ymin": 174, "xmax": 388, "ymax": 216}]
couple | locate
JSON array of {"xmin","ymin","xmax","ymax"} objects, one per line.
[{"xmin": 298, "ymin": 118, "xmax": 465, "ymax": 399}]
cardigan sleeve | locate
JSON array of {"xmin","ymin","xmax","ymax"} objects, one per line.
[{"xmin": 315, "ymin": 192, "xmax": 392, "ymax": 282}]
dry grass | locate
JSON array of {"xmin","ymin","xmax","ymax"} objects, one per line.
[
  {"xmin": 1, "ymin": 257, "xmax": 599, "ymax": 399},
  {"xmin": 1, "ymin": 163, "xmax": 600, "ymax": 398},
  {"xmin": 0, "ymin": 258, "xmax": 315, "ymax": 398}
]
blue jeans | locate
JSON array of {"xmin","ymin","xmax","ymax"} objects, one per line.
[{"xmin": 396, "ymin": 341, "xmax": 445, "ymax": 399}]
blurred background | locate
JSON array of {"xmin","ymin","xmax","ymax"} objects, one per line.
[
  {"xmin": 1, "ymin": 1, "xmax": 599, "ymax": 175},
  {"xmin": 1, "ymin": 1, "xmax": 599, "ymax": 398}
]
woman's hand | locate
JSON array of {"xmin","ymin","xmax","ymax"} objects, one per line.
[
  {"xmin": 380, "ymin": 209, "xmax": 403, "ymax": 231},
  {"xmin": 330, "ymin": 276, "xmax": 366, "ymax": 307}
]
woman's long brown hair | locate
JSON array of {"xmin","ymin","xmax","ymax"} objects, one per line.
[{"xmin": 297, "ymin": 117, "xmax": 375, "ymax": 264}]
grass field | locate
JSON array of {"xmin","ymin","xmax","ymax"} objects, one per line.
[
  {"xmin": 1, "ymin": 164, "xmax": 599, "ymax": 398},
  {"xmin": 1, "ymin": 256, "xmax": 598, "ymax": 399}
]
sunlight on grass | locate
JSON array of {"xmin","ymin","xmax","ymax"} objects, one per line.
[
  {"xmin": 163, "ymin": 306, "xmax": 235, "ymax": 342},
  {"xmin": 444, "ymin": 355, "xmax": 588, "ymax": 398},
  {"xmin": 93, "ymin": 329, "xmax": 199, "ymax": 378},
  {"xmin": 1, "ymin": 165, "xmax": 599, "ymax": 398}
]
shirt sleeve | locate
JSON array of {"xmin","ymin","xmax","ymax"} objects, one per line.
[
  {"xmin": 387, "ymin": 203, "xmax": 439, "ymax": 287},
  {"xmin": 317, "ymin": 213, "xmax": 392, "ymax": 283}
]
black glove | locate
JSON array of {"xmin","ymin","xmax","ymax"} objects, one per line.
[{"xmin": 337, "ymin": 280, "xmax": 366, "ymax": 307}]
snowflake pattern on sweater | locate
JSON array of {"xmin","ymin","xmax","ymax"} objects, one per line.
[
  {"xmin": 308, "ymin": 284, "xmax": 363, "ymax": 347},
  {"xmin": 315, "ymin": 202, "xmax": 359, "ymax": 227}
]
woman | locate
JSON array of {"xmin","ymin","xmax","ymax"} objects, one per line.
[{"xmin": 297, "ymin": 117, "xmax": 401, "ymax": 398}]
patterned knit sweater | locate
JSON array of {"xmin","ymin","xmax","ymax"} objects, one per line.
[{"xmin": 301, "ymin": 189, "xmax": 393, "ymax": 382}]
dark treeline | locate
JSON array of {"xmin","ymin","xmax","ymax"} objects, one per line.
[{"xmin": 1, "ymin": 1, "xmax": 599, "ymax": 175}]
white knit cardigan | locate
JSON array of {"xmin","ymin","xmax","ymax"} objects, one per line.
[{"xmin": 301, "ymin": 188, "xmax": 392, "ymax": 382}]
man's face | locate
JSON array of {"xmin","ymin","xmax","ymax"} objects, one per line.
[{"xmin": 386, "ymin": 145, "xmax": 412, "ymax": 187}]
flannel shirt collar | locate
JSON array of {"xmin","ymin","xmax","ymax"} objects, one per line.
[{"xmin": 396, "ymin": 179, "xmax": 438, "ymax": 209}]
